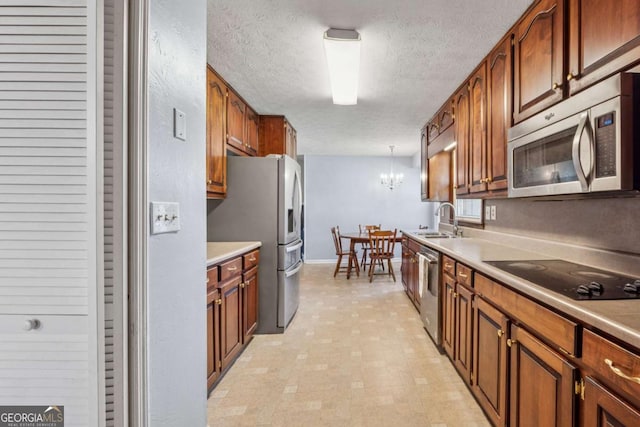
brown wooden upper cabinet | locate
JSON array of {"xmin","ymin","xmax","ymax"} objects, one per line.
[
  {"xmin": 206, "ymin": 66, "xmax": 228, "ymax": 198},
  {"xmin": 568, "ymin": 0, "xmax": 640, "ymax": 95},
  {"xmin": 513, "ymin": 0, "xmax": 565, "ymax": 123},
  {"xmin": 422, "ymin": 99, "xmax": 454, "ymax": 202},
  {"xmin": 226, "ymin": 89, "xmax": 247, "ymax": 154},
  {"xmin": 485, "ymin": 35, "xmax": 512, "ymax": 193},
  {"xmin": 420, "ymin": 125, "xmax": 429, "ymax": 201},
  {"xmin": 454, "ymin": 83, "xmax": 470, "ymax": 196},
  {"xmin": 259, "ymin": 115, "xmax": 297, "ymax": 159},
  {"xmin": 469, "ymin": 63, "xmax": 488, "ymax": 194},
  {"xmin": 245, "ymin": 107, "xmax": 259, "ymax": 156}
]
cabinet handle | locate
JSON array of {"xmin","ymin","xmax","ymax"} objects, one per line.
[
  {"xmin": 497, "ymin": 330, "xmax": 504, "ymax": 338},
  {"xmin": 23, "ymin": 319, "xmax": 41, "ymax": 331},
  {"xmin": 567, "ymin": 72, "xmax": 576, "ymax": 81},
  {"xmin": 227, "ymin": 266, "xmax": 238, "ymax": 272},
  {"xmin": 216, "ymin": 299, "xmax": 222, "ymax": 305},
  {"xmin": 207, "ymin": 179, "xmax": 213, "ymax": 185},
  {"xmin": 604, "ymin": 359, "xmax": 640, "ymax": 385},
  {"xmin": 240, "ymin": 282, "xmax": 245, "ymax": 288},
  {"xmin": 507, "ymin": 338, "xmax": 516, "ymax": 347},
  {"xmin": 249, "ymin": 256, "xmax": 256, "ymax": 262},
  {"xmin": 458, "ymin": 272, "xmax": 468, "ymax": 279},
  {"xmin": 445, "ymin": 263, "xmax": 452, "ymax": 269},
  {"xmin": 453, "ymin": 292, "xmax": 458, "ymax": 299},
  {"xmin": 552, "ymin": 82, "xmax": 561, "ymax": 90}
]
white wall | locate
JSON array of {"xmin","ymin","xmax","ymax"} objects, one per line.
[
  {"xmin": 303, "ymin": 155, "xmax": 437, "ymax": 261},
  {"xmin": 147, "ymin": 0, "xmax": 207, "ymax": 425}
]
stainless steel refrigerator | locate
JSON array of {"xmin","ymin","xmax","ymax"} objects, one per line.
[{"xmin": 207, "ymin": 155, "xmax": 303, "ymax": 334}]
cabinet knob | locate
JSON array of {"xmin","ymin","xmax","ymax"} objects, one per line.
[
  {"xmin": 216, "ymin": 299, "xmax": 222, "ymax": 305},
  {"xmin": 23, "ymin": 319, "xmax": 41, "ymax": 331},
  {"xmin": 497, "ymin": 330, "xmax": 504, "ymax": 338},
  {"xmin": 507, "ymin": 338, "xmax": 517, "ymax": 347},
  {"xmin": 240, "ymin": 282, "xmax": 245, "ymax": 288},
  {"xmin": 552, "ymin": 82, "xmax": 561, "ymax": 91},
  {"xmin": 566, "ymin": 72, "xmax": 576, "ymax": 81},
  {"xmin": 207, "ymin": 180, "xmax": 213, "ymax": 185}
]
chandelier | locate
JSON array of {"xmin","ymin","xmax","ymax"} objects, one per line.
[{"xmin": 380, "ymin": 145, "xmax": 403, "ymax": 190}]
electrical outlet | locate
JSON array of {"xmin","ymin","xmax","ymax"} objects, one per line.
[
  {"xmin": 173, "ymin": 108, "xmax": 186, "ymax": 141},
  {"xmin": 151, "ymin": 202, "xmax": 181, "ymax": 234},
  {"xmin": 485, "ymin": 206, "xmax": 491, "ymax": 221},
  {"xmin": 490, "ymin": 205, "xmax": 497, "ymax": 221}
]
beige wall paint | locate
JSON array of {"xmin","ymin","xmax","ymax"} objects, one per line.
[{"xmin": 484, "ymin": 196, "xmax": 640, "ymax": 255}]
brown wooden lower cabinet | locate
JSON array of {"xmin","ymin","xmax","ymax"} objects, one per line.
[
  {"xmin": 242, "ymin": 266, "xmax": 258, "ymax": 342},
  {"xmin": 509, "ymin": 324, "xmax": 577, "ymax": 426},
  {"xmin": 442, "ymin": 273, "xmax": 456, "ymax": 360},
  {"xmin": 207, "ymin": 287, "xmax": 221, "ymax": 389},
  {"xmin": 454, "ymin": 283, "xmax": 473, "ymax": 383},
  {"xmin": 583, "ymin": 376, "xmax": 640, "ymax": 427},
  {"xmin": 207, "ymin": 247, "xmax": 260, "ymax": 393},
  {"xmin": 472, "ymin": 297, "xmax": 509, "ymax": 427}
]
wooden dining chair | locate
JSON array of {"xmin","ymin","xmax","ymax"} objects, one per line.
[
  {"xmin": 331, "ymin": 226, "xmax": 359, "ymax": 277},
  {"xmin": 358, "ymin": 224, "xmax": 381, "ymax": 270},
  {"xmin": 367, "ymin": 229, "xmax": 397, "ymax": 282}
]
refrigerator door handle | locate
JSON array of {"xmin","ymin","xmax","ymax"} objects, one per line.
[
  {"xmin": 286, "ymin": 240, "xmax": 303, "ymax": 253},
  {"xmin": 285, "ymin": 260, "xmax": 303, "ymax": 278}
]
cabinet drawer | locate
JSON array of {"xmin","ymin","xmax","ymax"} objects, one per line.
[
  {"xmin": 443, "ymin": 256, "xmax": 456, "ymax": 277},
  {"xmin": 456, "ymin": 263, "xmax": 473, "ymax": 287},
  {"xmin": 407, "ymin": 238, "xmax": 421, "ymax": 253},
  {"xmin": 243, "ymin": 250, "xmax": 260, "ymax": 270},
  {"xmin": 583, "ymin": 329, "xmax": 640, "ymax": 404},
  {"xmin": 219, "ymin": 257, "xmax": 242, "ymax": 282},
  {"xmin": 207, "ymin": 266, "xmax": 219, "ymax": 289},
  {"xmin": 207, "ymin": 287, "xmax": 219, "ymax": 305},
  {"xmin": 475, "ymin": 273, "xmax": 579, "ymax": 356}
]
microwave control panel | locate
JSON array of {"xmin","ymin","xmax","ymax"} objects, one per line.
[{"xmin": 595, "ymin": 112, "xmax": 616, "ymax": 178}]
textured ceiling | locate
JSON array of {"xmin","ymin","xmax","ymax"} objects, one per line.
[{"xmin": 207, "ymin": 0, "xmax": 533, "ymax": 156}]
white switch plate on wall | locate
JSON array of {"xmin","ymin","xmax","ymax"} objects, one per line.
[
  {"xmin": 485, "ymin": 206, "xmax": 491, "ymax": 221},
  {"xmin": 173, "ymin": 108, "xmax": 186, "ymax": 141},
  {"xmin": 151, "ymin": 202, "xmax": 181, "ymax": 234},
  {"xmin": 490, "ymin": 205, "xmax": 497, "ymax": 221}
]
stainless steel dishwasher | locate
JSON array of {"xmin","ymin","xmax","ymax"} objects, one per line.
[{"xmin": 418, "ymin": 246, "xmax": 441, "ymax": 347}]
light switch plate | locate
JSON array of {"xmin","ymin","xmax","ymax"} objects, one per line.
[
  {"xmin": 151, "ymin": 202, "xmax": 181, "ymax": 234},
  {"xmin": 173, "ymin": 108, "xmax": 186, "ymax": 141},
  {"xmin": 485, "ymin": 206, "xmax": 491, "ymax": 221},
  {"xmin": 490, "ymin": 205, "xmax": 497, "ymax": 221}
]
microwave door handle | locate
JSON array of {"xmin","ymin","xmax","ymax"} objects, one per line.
[{"xmin": 572, "ymin": 113, "xmax": 591, "ymax": 191}]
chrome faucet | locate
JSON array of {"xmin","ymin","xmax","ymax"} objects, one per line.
[{"xmin": 436, "ymin": 202, "xmax": 459, "ymax": 236}]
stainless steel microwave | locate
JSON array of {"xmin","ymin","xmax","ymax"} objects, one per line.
[{"xmin": 507, "ymin": 72, "xmax": 639, "ymax": 198}]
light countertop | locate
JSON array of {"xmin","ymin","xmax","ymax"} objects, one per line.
[
  {"xmin": 401, "ymin": 229, "xmax": 640, "ymax": 350},
  {"xmin": 206, "ymin": 241, "xmax": 262, "ymax": 266}
]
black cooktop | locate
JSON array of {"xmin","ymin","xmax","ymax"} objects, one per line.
[{"xmin": 485, "ymin": 260, "xmax": 640, "ymax": 301}]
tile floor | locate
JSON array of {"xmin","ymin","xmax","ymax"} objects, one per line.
[{"xmin": 207, "ymin": 263, "xmax": 490, "ymax": 426}]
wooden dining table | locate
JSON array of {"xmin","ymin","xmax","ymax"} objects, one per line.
[{"xmin": 339, "ymin": 231, "xmax": 403, "ymax": 279}]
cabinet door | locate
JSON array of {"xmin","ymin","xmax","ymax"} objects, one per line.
[
  {"xmin": 206, "ymin": 67, "xmax": 227, "ymax": 197},
  {"xmin": 583, "ymin": 376, "xmax": 640, "ymax": 427},
  {"xmin": 242, "ymin": 266, "xmax": 259, "ymax": 342},
  {"xmin": 509, "ymin": 325, "xmax": 577, "ymax": 427},
  {"xmin": 406, "ymin": 249, "xmax": 416, "ymax": 302},
  {"xmin": 245, "ymin": 107, "xmax": 259, "ymax": 156},
  {"xmin": 469, "ymin": 63, "xmax": 488, "ymax": 194},
  {"xmin": 454, "ymin": 284, "xmax": 473, "ymax": 383},
  {"xmin": 226, "ymin": 90, "xmax": 246, "ymax": 153},
  {"xmin": 472, "ymin": 297, "xmax": 509, "ymax": 427},
  {"xmin": 420, "ymin": 125, "xmax": 429, "ymax": 201},
  {"xmin": 207, "ymin": 288, "xmax": 221, "ymax": 389},
  {"xmin": 428, "ymin": 151, "xmax": 453, "ymax": 202},
  {"xmin": 569, "ymin": 0, "xmax": 640, "ymax": 94},
  {"xmin": 443, "ymin": 273, "xmax": 456, "ymax": 360},
  {"xmin": 513, "ymin": 0, "xmax": 565, "ymax": 123},
  {"xmin": 454, "ymin": 84, "xmax": 470, "ymax": 196},
  {"xmin": 486, "ymin": 36, "xmax": 512, "ymax": 193},
  {"xmin": 219, "ymin": 276, "xmax": 243, "ymax": 370},
  {"xmin": 411, "ymin": 252, "xmax": 420, "ymax": 310},
  {"xmin": 290, "ymin": 128, "xmax": 297, "ymax": 159}
]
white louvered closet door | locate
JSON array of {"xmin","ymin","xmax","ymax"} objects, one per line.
[{"xmin": 0, "ymin": 2, "xmax": 103, "ymax": 427}]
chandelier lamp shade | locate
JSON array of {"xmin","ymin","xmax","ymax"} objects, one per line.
[
  {"xmin": 323, "ymin": 28, "xmax": 361, "ymax": 105},
  {"xmin": 380, "ymin": 145, "xmax": 403, "ymax": 190}
]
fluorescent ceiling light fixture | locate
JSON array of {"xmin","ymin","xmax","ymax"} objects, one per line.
[
  {"xmin": 444, "ymin": 141, "xmax": 457, "ymax": 152},
  {"xmin": 323, "ymin": 28, "xmax": 361, "ymax": 105}
]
